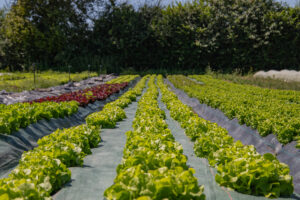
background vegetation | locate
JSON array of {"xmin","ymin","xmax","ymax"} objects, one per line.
[
  {"xmin": 208, "ymin": 71, "xmax": 300, "ymax": 91},
  {"xmin": 0, "ymin": 0, "xmax": 299, "ymax": 73},
  {"xmin": 0, "ymin": 71, "xmax": 97, "ymax": 92}
]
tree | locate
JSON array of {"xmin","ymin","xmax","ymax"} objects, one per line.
[
  {"xmin": 92, "ymin": 1, "xmax": 163, "ymax": 72},
  {"xmin": 152, "ymin": 0, "xmax": 211, "ymax": 71},
  {"xmin": 0, "ymin": 8, "xmax": 6, "ymax": 69},
  {"xmin": 1, "ymin": 0, "xmax": 299, "ymax": 72},
  {"xmin": 3, "ymin": 0, "xmax": 99, "ymax": 70}
]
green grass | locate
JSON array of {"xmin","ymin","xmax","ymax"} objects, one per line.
[
  {"xmin": 209, "ymin": 73, "xmax": 300, "ymax": 91},
  {"xmin": 0, "ymin": 71, "xmax": 98, "ymax": 92}
]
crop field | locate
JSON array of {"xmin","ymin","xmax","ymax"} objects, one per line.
[
  {"xmin": 210, "ymin": 72, "xmax": 300, "ymax": 91},
  {"xmin": 1, "ymin": 0, "xmax": 299, "ymax": 198},
  {"xmin": 0, "ymin": 71, "xmax": 98, "ymax": 92},
  {"xmin": 0, "ymin": 74, "xmax": 299, "ymax": 200}
]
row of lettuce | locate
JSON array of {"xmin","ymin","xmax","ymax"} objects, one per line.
[
  {"xmin": 107, "ymin": 75, "xmax": 139, "ymax": 84},
  {"xmin": 168, "ymin": 75, "xmax": 300, "ymax": 145},
  {"xmin": 0, "ymin": 75, "xmax": 138, "ymax": 135},
  {"xmin": 0, "ymin": 101, "xmax": 78, "ymax": 135},
  {"xmin": 158, "ymin": 75, "xmax": 293, "ymax": 198},
  {"xmin": 104, "ymin": 75, "xmax": 205, "ymax": 200},
  {"xmin": 30, "ymin": 83, "xmax": 128, "ymax": 106},
  {"xmin": 0, "ymin": 76, "xmax": 148, "ymax": 200}
]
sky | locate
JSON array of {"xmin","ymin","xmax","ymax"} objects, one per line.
[{"xmin": 0, "ymin": 0, "xmax": 298, "ymax": 9}]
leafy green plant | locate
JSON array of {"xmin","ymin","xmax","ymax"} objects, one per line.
[
  {"xmin": 0, "ymin": 178, "xmax": 49, "ymax": 200},
  {"xmin": 0, "ymin": 101, "xmax": 79, "ymax": 135}
]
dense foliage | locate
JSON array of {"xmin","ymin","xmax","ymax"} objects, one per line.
[
  {"xmin": 104, "ymin": 75, "xmax": 205, "ymax": 199},
  {"xmin": 0, "ymin": 0, "xmax": 299, "ymax": 72},
  {"xmin": 1, "ymin": 0, "xmax": 98, "ymax": 71},
  {"xmin": 0, "ymin": 8, "xmax": 5, "ymax": 68},
  {"xmin": 169, "ymin": 75, "xmax": 300, "ymax": 145},
  {"xmin": 158, "ymin": 75, "xmax": 293, "ymax": 198}
]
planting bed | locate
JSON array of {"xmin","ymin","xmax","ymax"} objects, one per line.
[
  {"xmin": 30, "ymin": 83, "xmax": 128, "ymax": 106},
  {"xmin": 0, "ymin": 74, "xmax": 115, "ymax": 105}
]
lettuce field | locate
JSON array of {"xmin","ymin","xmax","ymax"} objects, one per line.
[{"xmin": 0, "ymin": 74, "xmax": 299, "ymax": 200}]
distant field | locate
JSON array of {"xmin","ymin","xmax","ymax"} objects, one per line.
[
  {"xmin": 0, "ymin": 71, "xmax": 98, "ymax": 92},
  {"xmin": 211, "ymin": 73, "xmax": 300, "ymax": 91}
]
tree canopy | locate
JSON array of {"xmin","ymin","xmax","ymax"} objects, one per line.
[{"xmin": 0, "ymin": 0, "xmax": 299, "ymax": 73}]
